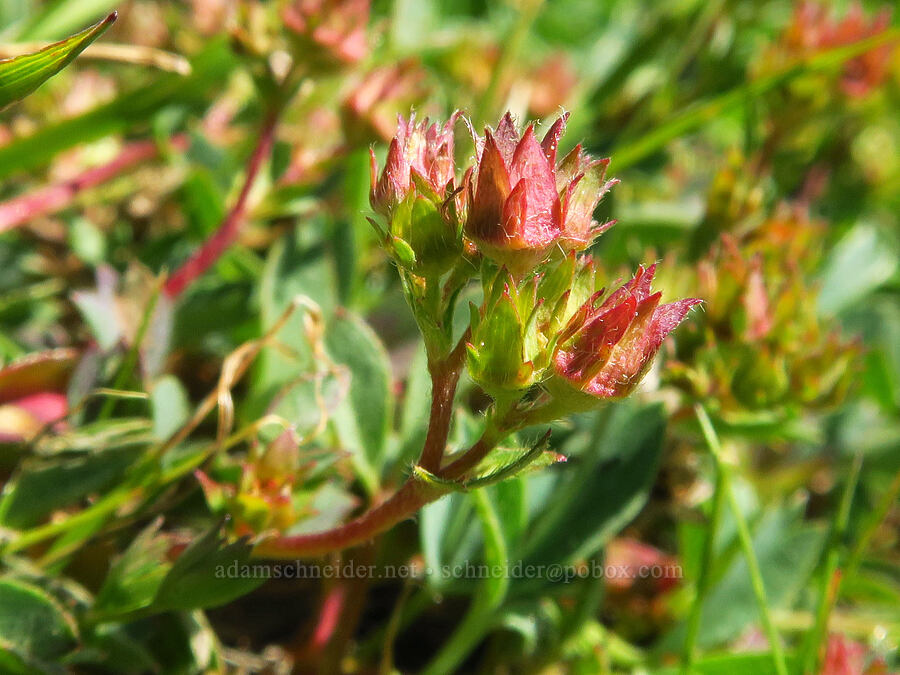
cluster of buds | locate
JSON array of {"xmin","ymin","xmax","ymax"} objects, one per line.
[
  {"xmin": 370, "ymin": 111, "xmax": 699, "ymax": 412},
  {"xmin": 664, "ymin": 212, "xmax": 860, "ymax": 416},
  {"xmin": 369, "ymin": 113, "xmax": 463, "ymax": 278},
  {"xmin": 197, "ymin": 429, "xmax": 305, "ymax": 536}
]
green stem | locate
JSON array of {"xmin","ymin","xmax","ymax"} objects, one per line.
[
  {"xmin": 801, "ymin": 452, "xmax": 862, "ymax": 674},
  {"xmin": 421, "ymin": 489, "xmax": 508, "ymax": 675},
  {"xmin": 695, "ymin": 404, "xmax": 788, "ymax": 675},
  {"xmin": 3, "ymin": 484, "xmax": 138, "ymax": 556},
  {"xmin": 843, "ymin": 468, "xmax": 900, "ymax": 583},
  {"xmin": 681, "ymin": 453, "xmax": 726, "ymax": 673}
]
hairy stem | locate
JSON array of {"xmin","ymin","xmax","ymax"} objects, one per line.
[
  {"xmin": 164, "ymin": 107, "xmax": 279, "ymax": 298},
  {"xmin": 253, "ymin": 418, "xmax": 504, "ymax": 559},
  {"xmin": 252, "ymin": 478, "xmax": 445, "ymax": 559},
  {"xmin": 418, "ymin": 333, "xmax": 469, "ymax": 472}
]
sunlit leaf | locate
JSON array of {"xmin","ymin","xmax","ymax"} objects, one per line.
[{"xmin": 0, "ymin": 12, "xmax": 115, "ymax": 109}]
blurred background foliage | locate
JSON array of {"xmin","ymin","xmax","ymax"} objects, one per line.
[{"xmin": 0, "ymin": 0, "xmax": 897, "ymax": 673}]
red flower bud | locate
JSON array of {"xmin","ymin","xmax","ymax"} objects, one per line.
[
  {"xmin": 551, "ymin": 264, "xmax": 700, "ymax": 401},
  {"xmin": 369, "ymin": 112, "xmax": 458, "ymax": 215},
  {"xmin": 465, "ymin": 112, "xmax": 617, "ymax": 275}
]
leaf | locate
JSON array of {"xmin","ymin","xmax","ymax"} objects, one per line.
[
  {"xmin": 0, "ymin": 445, "xmax": 138, "ymax": 529},
  {"xmin": 0, "ymin": 39, "xmax": 235, "ymax": 179},
  {"xmin": 333, "ymin": 148, "xmax": 374, "ymax": 305},
  {"xmin": 654, "ymin": 650, "xmax": 800, "ymax": 675},
  {"xmin": 390, "ymin": 0, "xmax": 437, "ymax": 51},
  {"xmin": 520, "ymin": 402, "xmax": 667, "ymax": 569},
  {"xmin": 393, "ymin": 340, "xmax": 431, "ymax": 469},
  {"xmin": 0, "ymin": 579, "xmax": 77, "ymax": 662},
  {"xmin": 664, "ymin": 506, "xmax": 826, "ymax": 652},
  {"xmin": 817, "ymin": 224, "xmax": 898, "ymax": 316},
  {"xmin": 150, "ymin": 375, "xmax": 190, "ymax": 440},
  {"xmin": 68, "ymin": 217, "xmax": 106, "ymax": 264},
  {"xmin": 421, "ymin": 488, "xmax": 510, "ymax": 675},
  {"xmin": 325, "ymin": 310, "xmax": 393, "ymax": 487},
  {"xmin": 286, "ymin": 482, "xmax": 359, "ymax": 536},
  {"xmin": 64, "ymin": 624, "xmax": 157, "ymax": 673},
  {"xmin": 0, "ymin": 348, "xmax": 78, "ymax": 405},
  {"xmin": 179, "ymin": 168, "xmax": 226, "ymax": 238},
  {"xmin": 420, "ymin": 492, "xmax": 483, "ymax": 587},
  {"xmin": 0, "ymin": 12, "xmax": 115, "ymax": 109},
  {"xmin": 70, "ymin": 265, "xmax": 122, "ymax": 350},
  {"xmin": 152, "ymin": 526, "xmax": 264, "ymax": 611},
  {"xmin": 94, "ymin": 519, "xmax": 172, "ymax": 617},
  {"xmin": 251, "ymin": 227, "xmax": 336, "ymax": 408}
]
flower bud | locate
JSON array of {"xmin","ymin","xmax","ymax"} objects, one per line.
[
  {"xmin": 465, "ymin": 112, "xmax": 617, "ymax": 276},
  {"xmin": 466, "ymin": 254, "xmax": 597, "ymax": 397},
  {"xmin": 549, "ymin": 264, "xmax": 701, "ymax": 407},
  {"xmin": 256, "ymin": 428, "xmax": 301, "ymax": 483},
  {"xmin": 283, "ymin": 0, "xmax": 369, "ymax": 66},
  {"xmin": 369, "ymin": 113, "xmax": 462, "ymax": 276},
  {"xmin": 466, "ymin": 285, "xmax": 537, "ymax": 395}
]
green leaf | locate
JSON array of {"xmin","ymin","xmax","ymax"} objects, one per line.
[
  {"xmin": 420, "ymin": 492, "xmax": 482, "ymax": 586},
  {"xmin": 325, "ymin": 310, "xmax": 393, "ymax": 487},
  {"xmin": 0, "ymin": 12, "xmax": 115, "ymax": 109},
  {"xmin": 817, "ymin": 224, "xmax": 898, "ymax": 316},
  {"xmin": 252, "ymin": 227, "xmax": 336, "ymax": 406},
  {"xmin": 0, "ymin": 39, "xmax": 235, "ymax": 179},
  {"xmin": 64, "ymin": 624, "xmax": 157, "ymax": 673},
  {"xmin": 152, "ymin": 526, "xmax": 264, "ymax": 611},
  {"xmin": 286, "ymin": 483, "xmax": 359, "ymax": 535},
  {"xmin": 665, "ymin": 506, "xmax": 826, "ymax": 651},
  {"xmin": 609, "ymin": 27, "xmax": 900, "ymax": 170},
  {"xmin": 0, "ymin": 445, "xmax": 139, "ymax": 529},
  {"xmin": 653, "ymin": 650, "xmax": 800, "ymax": 675},
  {"xmin": 0, "ymin": 579, "xmax": 77, "ymax": 662},
  {"xmin": 94, "ymin": 519, "xmax": 172, "ymax": 617},
  {"xmin": 179, "ymin": 168, "xmax": 226, "ymax": 238},
  {"xmin": 393, "ymin": 341, "xmax": 431, "ymax": 469},
  {"xmin": 68, "ymin": 217, "xmax": 106, "ymax": 264},
  {"xmin": 520, "ymin": 403, "xmax": 667, "ymax": 569},
  {"xmin": 421, "ymin": 488, "xmax": 510, "ymax": 675},
  {"xmin": 150, "ymin": 375, "xmax": 190, "ymax": 440}
]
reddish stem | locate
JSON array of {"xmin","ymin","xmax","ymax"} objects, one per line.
[
  {"xmin": 437, "ymin": 435, "xmax": 496, "ymax": 480},
  {"xmin": 310, "ymin": 584, "xmax": 347, "ymax": 651},
  {"xmin": 253, "ymin": 478, "xmax": 442, "ymax": 559},
  {"xmin": 0, "ymin": 136, "xmax": 188, "ymax": 234},
  {"xmin": 164, "ymin": 109, "xmax": 279, "ymax": 298},
  {"xmin": 418, "ymin": 334, "xmax": 469, "ymax": 472}
]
